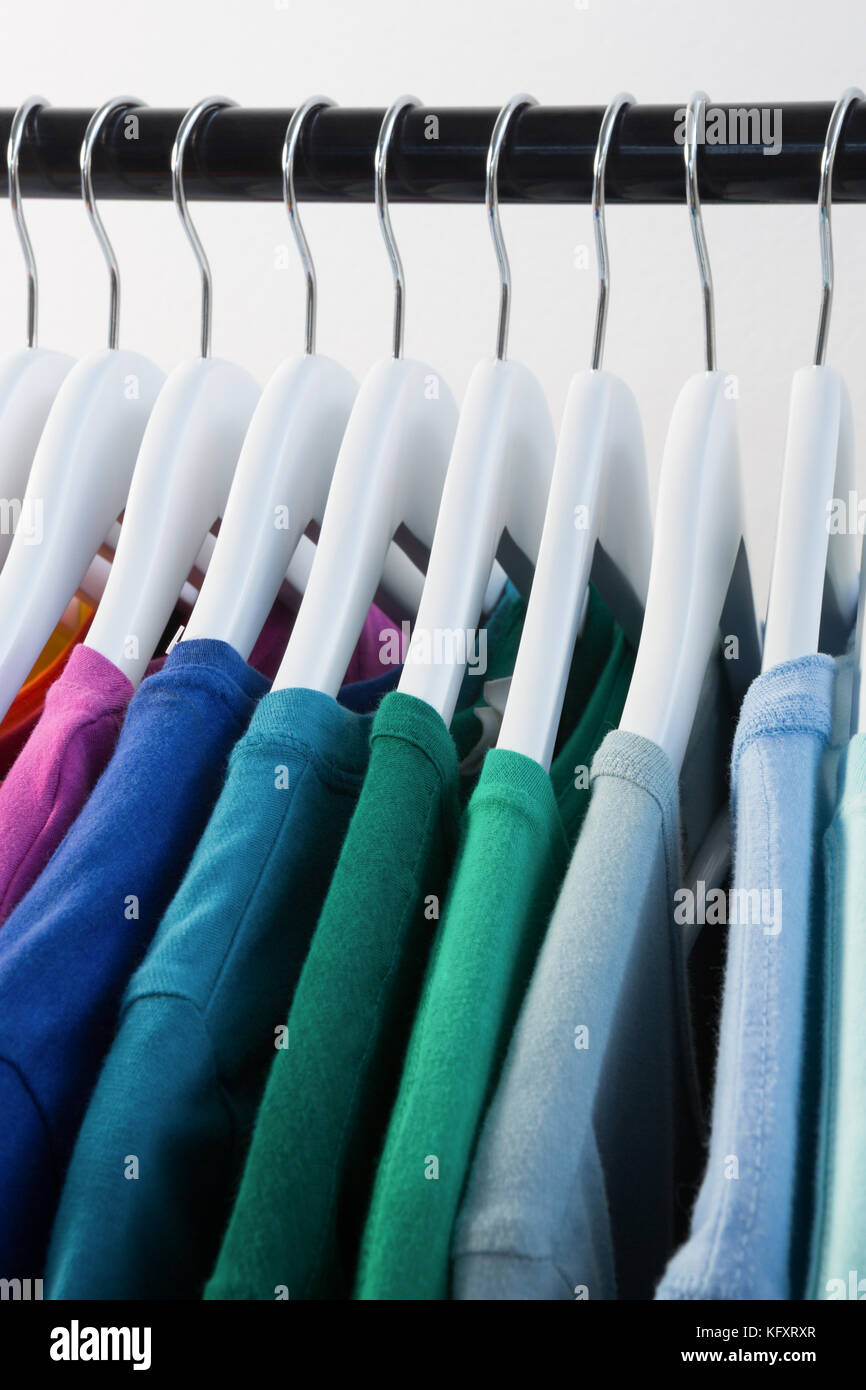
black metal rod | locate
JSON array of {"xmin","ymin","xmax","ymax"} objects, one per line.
[{"xmin": 0, "ymin": 103, "xmax": 864, "ymax": 203}]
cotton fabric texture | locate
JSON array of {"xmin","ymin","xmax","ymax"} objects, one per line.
[
  {"xmin": 45, "ymin": 675, "xmax": 398, "ymax": 1300},
  {"xmin": 355, "ymin": 627, "xmax": 633, "ymax": 1300},
  {"xmin": 205, "ymin": 591, "xmax": 617, "ymax": 1300},
  {"xmin": 0, "ymin": 647, "xmax": 142, "ymax": 923},
  {"xmin": 449, "ymin": 727, "xmax": 705, "ymax": 1301},
  {"xmin": 808, "ymin": 722, "xmax": 866, "ymax": 1299},
  {"xmin": 0, "ymin": 599, "xmax": 94, "ymax": 777},
  {"xmin": 656, "ymin": 655, "xmax": 837, "ymax": 1301},
  {"xmin": 0, "ymin": 639, "xmax": 268, "ymax": 1280},
  {"xmin": 0, "ymin": 602, "xmax": 390, "ymax": 929}
]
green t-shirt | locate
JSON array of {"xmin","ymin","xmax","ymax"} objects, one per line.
[
  {"xmin": 205, "ymin": 589, "xmax": 620, "ymax": 1301},
  {"xmin": 355, "ymin": 629, "xmax": 633, "ymax": 1300}
]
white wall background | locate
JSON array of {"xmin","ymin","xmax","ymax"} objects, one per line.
[{"xmin": 0, "ymin": 0, "xmax": 864, "ymax": 611}]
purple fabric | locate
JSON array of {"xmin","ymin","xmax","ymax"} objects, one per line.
[
  {"xmin": 247, "ymin": 599, "xmax": 391, "ymax": 686},
  {"xmin": 343, "ymin": 605, "xmax": 392, "ymax": 685}
]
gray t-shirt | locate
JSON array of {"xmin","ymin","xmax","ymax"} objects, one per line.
[{"xmin": 452, "ymin": 727, "xmax": 706, "ymax": 1300}]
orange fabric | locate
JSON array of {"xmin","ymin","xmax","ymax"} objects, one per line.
[
  {"xmin": 26, "ymin": 617, "xmax": 80, "ymax": 678},
  {"xmin": 0, "ymin": 600, "xmax": 95, "ymax": 776}
]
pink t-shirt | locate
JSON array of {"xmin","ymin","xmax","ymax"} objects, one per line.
[
  {"xmin": 0, "ymin": 602, "xmax": 391, "ymax": 924},
  {"xmin": 0, "ymin": 645, "xmax": 135, "ymax": 922}
]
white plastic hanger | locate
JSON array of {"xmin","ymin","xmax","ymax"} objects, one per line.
[
  {"xmin": 0, "ymin": 97, "xmax": 165, "ymax": 723},
  {"xmin": 498, "ymin": 93, "xmax": 652, "ymax": 768},
  {"xmin": 272, "ymin": 97, "xmax": 458, "ymax": 696},
  {"xmin": 397, "ymin": 94, "xmax": 556, "ymax": 724},
  {"xmin": 185, "ymin": 98, "xmax": 434, "ymax": 654},
  {"xmin": 0, "ymin": 98, "xmax": 75, "ymax": 568},
  {"xmin": 619, "ymin": 91, "xmax": 760, "ymax": 776},
  {"xmin": 84, "ymin": 97, "xmax": 260, "ymax": 683},
  {"xmin": 764, "ymin": 89, "xmax": 862, "ymax": 680},
  {"xmin": 182, "ymin": 96, "xmax": 357, "ymax": 658}
]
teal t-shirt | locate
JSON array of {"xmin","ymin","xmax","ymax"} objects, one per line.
[
  {"xmin": 205, "ymin": 588, "xmax": 620, "ymax": 1300},
  {"xmin": 355, "ymin": 630, "xmax": 633, "ymax": 1300},
  {"xmin": 44, "ymin": 682, "xmax": 390, "ymax": 1301}
]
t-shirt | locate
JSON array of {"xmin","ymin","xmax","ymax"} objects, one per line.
[
  {"xmin": 44, "ymin": 676, "xmax": 400, "ymax": 1301},
  {"xmin": 0, "ymin": 599, "xmax": 94, "ymax": 777},
  {"xmin": 808, "ymin": 733, "xmax": 866, "ymax": 1299},
  {"xmin": 204, "ymin": 589, "xmax": 617, "ymax": 1301},
  {"xmin": 0, "ymin": 647, "xmax": 140, "ymax": 923},
  {"xmin": 807, "ymin": 690, "xmax": 866, "ymax": 1300},
  {"xmin": 0, "ymin": 602, "xmax": 392, "ymax": 929},
  {"xmin": 453, "ymin": 727, "xmax": 710, "ymax": 1302},
  {"xmin": 355, "ymin": 630, "xmax": 633, "ymax": 1300},
  {"xmin": 656, "ymin": 655, "xmax": 837, "ymax": 1301},
  {"xmin": 0, "ymin": 639, "xmax": 268, "ymax": 1281}
]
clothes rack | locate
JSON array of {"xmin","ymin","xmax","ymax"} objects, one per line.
[{"xmin": 0, "ymin": 102, "xmax": 865, "ymax": 204}]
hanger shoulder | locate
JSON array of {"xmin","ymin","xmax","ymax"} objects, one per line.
[
  {"xmin": 619, "ymin": 370, "xmax": 747, "ymax": 775},
  {"xmin": 0, "ymin": 347, "xmax": 75, "ymax": 569},
  {"xmin": 0, "ymin": 348, "xmax": 165, "ymax": 722},
  {"xmin": 763, "ymin": 365, "xmax": 857, "ymax": 671},
  {"xmin": 85, "ymin": 356, "xmax": 260, "ymax": 683},
  {"xmin": 498, "ymin": 368, "xmax": 650, "ymax": 767},
  {"xmin": 398, "ymin": 356, "xmax": 555, "ymax": 723},
  {"xmin": 183, "ymin": 352, "xmax": 357, "ymax": 658},
  {"xmin": 272, "ymin": 355, "xmax": 457, "ymax": 696}
]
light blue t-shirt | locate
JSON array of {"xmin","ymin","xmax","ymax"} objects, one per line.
[
  {"xmin": 808, "ymin": 726, "xmax": 866, "ymax": 1300},
  {"xmin": 452, "ymin": 728, "xmax": 705, "ymax": 1301},
  {"xmin": 657, "ymin": 654, "xmax": 838, "ymax": 1301}
]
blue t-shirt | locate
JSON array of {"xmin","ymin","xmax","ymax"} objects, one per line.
[
  {"xmin": 0, "ymin": 639, "xmax": 269, "ymax": 1280},
  {"xmin": 656, "ymin": 655, "xmax": 837, "ymax": 1301},
  {"xmin": 45, "ymin": 680, "xmax": 397, "ymax": 1300}
]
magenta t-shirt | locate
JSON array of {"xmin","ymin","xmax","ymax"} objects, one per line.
[
  {"xmin": 0, "ymin": 602, "xmax": 391, "ymax": 924},
  {"xmin": 0, "ymin": 646, "xmax": 135, "ymax": 922}
]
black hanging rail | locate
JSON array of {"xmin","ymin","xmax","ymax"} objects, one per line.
[{"xmin": 0, "ymin": 103, "xmax": 864, "ymax": 203}]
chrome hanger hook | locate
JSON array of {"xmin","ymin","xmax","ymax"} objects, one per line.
[
  {"xmin": 171, "ymin": 96, "xmax": 236, "ymax": 359},
  {"xmin": 590, "ymin": 92, "xmax": 634, "ymax": 371},
  {"xmin": 80, "ymin": 96, "xmax": 144, "ymax": 351},
  {"xmin": 684, "ymin": 91, "xmax": 716, "ymax": 372},
  {"xmin": 283, "ymin": 96, "xmax": 334, "ymax": 357},
  {"xmin": 815, "ymin": 87, "xmax": 863, "ymax": 367},
  {"xmin": 375, "ymin": 95, "xmax": 419, "ymax": 360},
  {"xmin": 8, "ymin": 96, "xmax": 47, "ymax": 349},
  {"xmin": 487, "ymin": 94, "xmax": 536, "ymax": 362}
]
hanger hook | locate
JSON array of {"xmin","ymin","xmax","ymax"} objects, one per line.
[
  {"xmin": 590, "ymin": 92, "xmax": 634, "ymax": 371},
  {"xmin": 487, "ymin": 94, "xmax": 536, "ymax": 362},
  {"xmin": 684, "ymin": 91, "xmax": 716, "ymax": 372},
  {"xmin": 8, "ymin": 96, "xmax": 47, "ymax": 349},
  {"xmin": 815, "ymin": 87, "xmax": 864, "ymax": 367},
  {"xmin": 374, "ymin": 96, "xmax": 419, "ymax": 360},
  {"xmin": 80, "ymin": 97, "xmax": 144, "ymax": 351},
  {"xmin": 171, "ymin": 96, "xmax": 236, "ymax": 359},
  {"xmin": 283, "ymin": 96, "xmax": 334, "ymax": 357}
]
